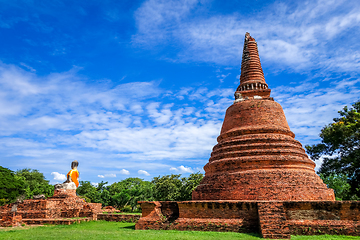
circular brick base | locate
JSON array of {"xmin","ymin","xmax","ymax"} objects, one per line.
[
  {"xmin": 193, "ymin": 99, "xmax": 335, "ymax": 201},
  {"xmin": 193, "ymin": 169, "xmax": 335, "ymax": 201}
]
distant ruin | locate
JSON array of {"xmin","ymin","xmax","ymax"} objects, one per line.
[{"xmin": 0, "ymin": 161, "xmax": 101, "ymax": 227}]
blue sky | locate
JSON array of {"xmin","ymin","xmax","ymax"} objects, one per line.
[{"xmin": 0, "ymin": 0, "xmax": 359, "ymax": 185}]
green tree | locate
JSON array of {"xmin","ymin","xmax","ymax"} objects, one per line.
[
  {"xmin": 306, "ymin": 100, "xmax": 360, "ymax": 199},
  {"xmin": 108, "ymin": 178, "xmax": 153, "ymax": 210},
  {"xmin": 15, "ymin": 168, "xmax": 54, "ymax": 199},
  {"xmin": 0, "ymin": 166, "xmax": 25, "ymax": 205},
  {"xmin": 180, "ymin": 172, "xmax": 204, "ymax": 201},
  {"xmin": 152, "ymin": 174, "xmax": 183, "ymax": 201},
  {"xmin": 100, "ymin": 189, "xmax": 111, "ymax": 206},
  {"xmin": 320, "ymin": 173, "xmax": 352, "ymax": 200},
  {"xmin": 77, "ymin": 181, "xmax": 102, "ymax": 203}
]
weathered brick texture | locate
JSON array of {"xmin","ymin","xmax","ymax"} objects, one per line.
[
  {"xmin": 97, "ymin": 213, "xmax": 140, "ymax": 222},
  {"xmin": 192, "ymin": 33, "xmax": 335, "ymax": 201},
  {"xmin": 284, "ymin": 201, "xmax": 360, "ymax": 236},
  {"xmin": 0, "ymin": 212, "xmax": 23, "ymax": 227},
  {"xmin": 136, "ymin": 201, "xmax": 259, "ymax": 233},
  {"xmin": 258, "ymin": 202, "xmax": 290, "ymax": 239},
  {"xmin": 0, "ymin": 189, "xmax": 101, "ymax": 226},
  {"xmin": 136, "ymin": 201, "xmax": 360, "ymax": 239}
]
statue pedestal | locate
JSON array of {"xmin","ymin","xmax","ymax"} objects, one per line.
[
  {"xmin": 53, "ymin": 182, "xmax": 77, "ymax": 198},
  {"xmin": 52, "ymin": 189, "xmax": 77, "ymax": 198}
]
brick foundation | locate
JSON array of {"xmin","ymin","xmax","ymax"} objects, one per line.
[
  {"xmin": 97, "ymin": 213, "xmax": 140, "ymax": 222},
  {"xmin": 136, "ymin": 201, "xmax": 360, "ymax": 239},
  {"xmin": 0, "ymin": 189, "xmax": 102, "ymax": 226},
  {"xmin": 0, "ymin": 212, "xmax": 23, "ymax": 227}
]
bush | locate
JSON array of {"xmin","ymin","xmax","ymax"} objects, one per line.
[
  {"xmin": 121, "ymin": 205, "xmax": 132, "ymax": 212},
  {"xmin": 0, "ymin": 166, "xmax": 25, "ymax": 204},
  {"xmin": 0, "ymin": 198, "xmax": 8, "ymax": 206}
]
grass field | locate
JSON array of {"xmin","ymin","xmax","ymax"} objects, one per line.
[
  {"xmin": 0, "ymin": 221, "xmax": 359, "ymax": 240},
  {"xmin": 102, "ymin": 212, "xmax": 142, "ymax": 215}
]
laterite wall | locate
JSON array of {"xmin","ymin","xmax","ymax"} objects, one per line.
[{"xmin": 136, "ymin": 201, "xmax": 360, "ymax": 239}]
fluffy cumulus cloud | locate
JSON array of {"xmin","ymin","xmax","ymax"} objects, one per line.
[
  {"xmin": 138, "ymin": 170, "xmax": 150, "ymax": 176},
  {"xmin": 98, "ymin": 175, "xmax": 105, "ymax": 178},
  {"xmin": 119, "ymin": 169, "xmax": 130, "ymax": 175},
  {"xmin": 170, "ymin": 165, "xmax": 194, "ymax": 173},
  {"xmin": 51, "ymin": 172, "xmax": 66, "ymax": 181}
]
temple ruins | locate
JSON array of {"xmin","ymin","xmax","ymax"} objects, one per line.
[
  {"xmin": 135, "ymin": 33, "xmax": 360, "ymax": 239},
  {"xmin": 0, "ymin": 161, "xmax": 102, "ymax": 227}
]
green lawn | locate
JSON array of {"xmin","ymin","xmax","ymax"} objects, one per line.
[{"xmin": 0, "ymin": 221, "xmax": 359, "ymax": 240}]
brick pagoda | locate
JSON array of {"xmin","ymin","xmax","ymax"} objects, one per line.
[
  {"xmin": 136, "ymin": 33, "xmax": 360, "ymax": 239},
  {"xmin": 192, "ymin": 32, "xmax": 335, "ymax": 201}
]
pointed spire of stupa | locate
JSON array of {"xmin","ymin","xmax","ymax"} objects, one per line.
[{"xmin": 234, "ymin": 33, "xmax": 270, "ymax": 102}]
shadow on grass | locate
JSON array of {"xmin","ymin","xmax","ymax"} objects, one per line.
[
  {"xmin": 117, "ymin": 225, "xmax": 263, "ymax": 239},
  {"xmin": 119, "ymin": 225, "xmax": 136, "ymax": 230},
  {"xmin": 243, "ymin": 232, "xmax": 262, "ymax": 238}
]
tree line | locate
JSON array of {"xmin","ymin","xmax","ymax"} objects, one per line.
[
  {"xmin": 0, "ymin": 167, "xmax": 203, "ymax": 211},
  {"xmin": 76, "ymin": 173, "xmax": 203, "ymax": 211},
  {"xmin": 0, "ymin": 168, "xmax": 54, "ymax": 206}
]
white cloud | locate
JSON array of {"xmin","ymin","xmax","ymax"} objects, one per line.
[
  {"xmin": 133, "ymin": 0, "xmax": 199, "ymax": 45},
  {"xmin": 98, "ymin": 175, "xmax": 105, "ymax": 178},
  {"xmin": 0, "ymin": 62, "xmax": 162, "ymax": 135},
  {"xmin": 0, "ymin": 62, "xmax": 232, "ymax": 180},
  {"xmin": 133, "ymin": 0, "xmax": 360, "ymax": 74},
  {"xmin": 138, "ymin": 170, "xmax": 150, "ymax": 176},
  {"xmin": 104, "ymin": 173, "xmax": 116, "ymax": 178},
  {"xmin": 170, "ymin": 165, "xmax": 194, "ymax": 173},
  {"xmin": 20, "ymin": 62, "xmax": 36, "ymax": 72},
  {"xmin": 51, "ymin": 172, "xmax": 66, "ymax": 181},
  {"xmin": 273, "ymin": 77, "xmax": 360, "ymax": 144},
  {"xmin": 119, "ymin": 169, "xmax": 130, "ymax": 175},
  {"xmin": 178, "ymin": 165, "xmax": 193, "ymax": 173}
]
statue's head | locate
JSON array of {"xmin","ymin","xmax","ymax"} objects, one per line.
[{"xmin": 71, "ymin": 160, "xmax": 79, "ymax": 169}]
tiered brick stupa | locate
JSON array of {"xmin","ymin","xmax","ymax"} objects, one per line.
[
  {"xmin": 192, "ymin": 33, "xmax": 335, "ymax": 201},
  {"xmin": 136, "ymin": 33, "xmax": 360, "ymax": 239}
]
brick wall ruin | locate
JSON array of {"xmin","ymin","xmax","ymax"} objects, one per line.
[
  {"xmin": 98, "ymin": 213, "xmax": 140, "ymax": 222},
  {"xmin": 0, "ymin": 189, "xmax": 101, "ymax": 227},
  {"xmin": 135, "ymin": 201, "xmax": 360, "ymax": 239}
]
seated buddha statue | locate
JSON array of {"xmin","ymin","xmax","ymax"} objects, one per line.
[
  {"xmin": 54, "ymin": 160, "xmax": 80, "ymax": 190},
  {"xmin": 65, "ymin": 160, "xmax": 79, "ymax": 188}
]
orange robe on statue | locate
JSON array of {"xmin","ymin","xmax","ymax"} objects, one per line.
[{"xmin": 67, "ymin": 169, "xmax": 79, "ymax": 187}]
